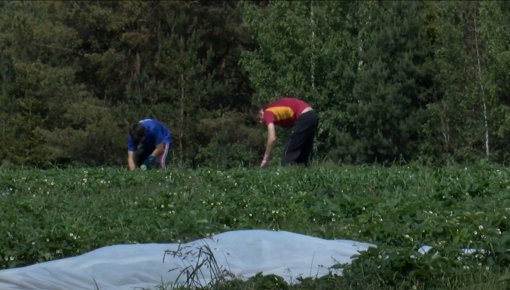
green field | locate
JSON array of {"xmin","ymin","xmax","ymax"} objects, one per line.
[{"xmin": 1, "ymin": 163, "xmax": 510, "ymax": 289}]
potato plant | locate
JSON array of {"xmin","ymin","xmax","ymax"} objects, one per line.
[{"xmin": 1, "ymin": 163, "xmax": 510, "ymax": 289}]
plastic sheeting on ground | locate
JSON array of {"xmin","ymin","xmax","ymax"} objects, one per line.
[{"xmin": 0, "ymin": 229, "xmax": 375, "ymax": 290}]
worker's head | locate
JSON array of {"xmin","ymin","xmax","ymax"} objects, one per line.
[
  {"xmin": 129, "ymin": 123, "xmax": 145, "ymax": 146},
  {"xmin": 248, "ymin": 104, "xmax": 264, "ymax": 124}
]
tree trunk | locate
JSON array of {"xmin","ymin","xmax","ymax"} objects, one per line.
[
  {"xmin": 473, "ymin": 11, "xmax": 490, "ymax": 158},
  {"xmin": 179, "ymin": 72, "xmax": 185, "ymax": 164},
  {"xmin": 310, "ymin": 0, "xmax": 315, "ymax": 89}
]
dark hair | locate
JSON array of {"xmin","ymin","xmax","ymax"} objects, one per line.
[
  {"xmin": 248, "ymin": 104, "xmax": 262, "ymax": 123},
  {"xmin": 129, "ymin": 123, "xmax": 145, "ymax": 145}
]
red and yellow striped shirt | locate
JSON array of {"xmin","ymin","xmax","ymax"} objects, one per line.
[{"xmin": 262, "ymin": 97, "xmax": 311, "ymax": 128}]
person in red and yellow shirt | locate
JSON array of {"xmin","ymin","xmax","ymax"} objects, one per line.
[{"xmin": 250, "ymin": 97, "xmax": 319, "ymax": 167}]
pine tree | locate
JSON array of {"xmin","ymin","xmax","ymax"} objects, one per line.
[{"xmin": 348, "ymin": 1, "xmax": 432, "ymax": 163}]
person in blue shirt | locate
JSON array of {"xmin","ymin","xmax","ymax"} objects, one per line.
[{"xmin": 127, "ymin": 118, "xmax": 172, "ymax": 171}]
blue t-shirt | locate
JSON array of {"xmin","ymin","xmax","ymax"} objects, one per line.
[{"xmin": 127, "ymin": 119, "xmax": 171, "ymax": 152}]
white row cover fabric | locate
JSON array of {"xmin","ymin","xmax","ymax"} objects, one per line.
[{"xmin": 0, "ymin": 230, "xmax": 374, "ymax": 290}]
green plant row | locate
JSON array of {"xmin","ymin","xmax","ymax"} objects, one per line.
[{"xmin": 1, "ymin": 163, "xmax": 510, "ymax": 289}]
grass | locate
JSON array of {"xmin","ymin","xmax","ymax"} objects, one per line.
[{"xmin": 1, "ymin": 162, "xmax": 510, "ymax": 289}]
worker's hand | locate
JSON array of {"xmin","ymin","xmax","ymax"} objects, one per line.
[
  {"xmin": 142, "ymin": 155, "xmax": 155, "ymax": 169},
  {"xmin": 260, "ymin": 154, "xmax": 269, "ymax": 168}
]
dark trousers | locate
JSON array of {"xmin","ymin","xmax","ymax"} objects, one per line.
[
  {"xmin": 135, "ymin": 143, "xmax": 170, "ymax": 169},
  {"xmin": 135, "ymin": 147, "xmax": 152, "ymax": 167},
  {"xmin": 282, "ymin": 110, "xmax": 319, "ymax": 166}
]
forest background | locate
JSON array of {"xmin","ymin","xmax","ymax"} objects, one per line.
[{"xmin": 1, "ymin": 0, "xmax": 510, "ymax": 169}]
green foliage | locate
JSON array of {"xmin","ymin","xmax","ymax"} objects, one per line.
[
  {"xmin": 240, "ymin": 1, "xmax": 510, "ymax": 166},
  {"xmin": 3, "ymin": 1, "xmax": 510, "ymax": 167},
  {"xmin": 195, "ymin": 111, "xmax": 264, "ymax": 169},
  {"xmin": 0, "ymin": 1, "xmax": 89, "ymax": 165},
  {"xmin": 240, "ymin": 1, "xmax": 359, "ymax": 164},
  {"xmin": 34, "ymin": 97, "xmax": 125, "ymax": 166},
  {"xmin": 347, "ymin": 1, "xmax": 432, "ymax": 164},
  {"xmin": 241, "ymin": 1, "xmax": 311, "ymax": 99},
  {"xmin": 152, "ymin": 2, "xmax": 217, "ymax": 164},
  {"xmin": 418, "ymin": 1, "xmax": 510, "ymax": 165},
  {"xmin": 246, "ymin": 273, "xmax": 289, "ymax": 289},
  {"xmin": 476, "ymin": 1, "xmax": 510, "ymax": 164},
  {"xmin": 0, "ymin": 1, "xmax": 254, "ymax": 167}
]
